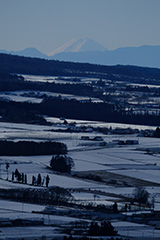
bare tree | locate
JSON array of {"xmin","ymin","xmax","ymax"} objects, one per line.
[{"xmin": 133, "ymin": 186, "xmax": 149, "ymax": 204}]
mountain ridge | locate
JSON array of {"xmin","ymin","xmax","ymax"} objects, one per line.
[
  {"xmin": 52, "ymin": 44, "xmax": 160, "ymax": 68},
  {"xmin": 0, "ymin": 47, "xmax": 47, "ymax": 59},
  {"xmin": 1, "ymin": 39, "xmax": 160, "ymax": 68}
]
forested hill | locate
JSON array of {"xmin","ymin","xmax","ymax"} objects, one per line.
[{"xmin": 1, "ymin": 53, "xmax": 160, "ymax": 82}]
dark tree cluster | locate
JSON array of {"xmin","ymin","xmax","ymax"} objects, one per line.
[
  {"xmin": 0, "ymin": 140, "xmax": 67, "ymax": 156},
  {"xmin": 50, "ymin": 155, "xmax": 74, "ymax": 174},
  {"xmin": 32, "ymin": 173, "xmax": 50, "ymax": 187},
  {"xmin": 41, "ymin": 97, "xmax": 114, "ymax": 122},
  {"xmin": 87, "ymin": 221, "xmax": 118, "ymax": 236},
  {"xmin": 0, "ymin": 72, "xmax": 23, "ymax": 81},
  {"xmin": 133, "ymin": 186, "xmax": 149, "ymax": 204},
  {"xmin": 153, "ymin": 127, "xmax": 160, "ymax": 137},
  {"xmin": 0, "ymin": 100, "xmax": 48, "ymax": 125},
  {"xmin": 13, "ymin": 168, "xmax": 27, "ymax": 184}
]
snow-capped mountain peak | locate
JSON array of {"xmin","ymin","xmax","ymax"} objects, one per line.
[{"xmin": 47, "ymin": 38, "xmax": 107, "ymax": 56}]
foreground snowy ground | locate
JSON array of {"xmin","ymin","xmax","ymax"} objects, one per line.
[{"xmin": 0, "ymin": 119, "xmax": 160, "ymax": 239}]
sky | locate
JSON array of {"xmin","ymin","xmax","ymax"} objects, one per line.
[{"xmin": 0, "ymin": 0, "xmax": 160, "ymax": 54}]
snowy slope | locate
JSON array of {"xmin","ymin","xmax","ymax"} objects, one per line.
[{"xmin": 47, "ymin": 38, "xmax": 107, "ymax": 56}]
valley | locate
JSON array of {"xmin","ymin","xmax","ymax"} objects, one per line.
[
  {"xmin": 1, "ymin": 0, "xmax": 160, "ymax": 239},
  {"xmin": 0, "ymin": 71, "xmax": 160, "ymax": 239}
]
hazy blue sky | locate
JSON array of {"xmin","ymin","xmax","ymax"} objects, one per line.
[{"xmin": 0, "ymin": 0, "xmax": 160, "ymax": 54}]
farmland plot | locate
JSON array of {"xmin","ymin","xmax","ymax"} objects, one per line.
[{"xmin": 0, "ymin": 119, "xmax": 160, "ymax": 239}]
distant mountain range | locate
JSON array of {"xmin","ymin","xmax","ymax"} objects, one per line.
[
  {"xmin": 1, "ymin": 38, "xmax": 160, "ymax": 68},
  {"xmin": 0, "ymin": 47, "xmax": 47, "ymax": 59}
]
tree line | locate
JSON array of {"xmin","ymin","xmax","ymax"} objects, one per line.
[
  {"xmin": 0, "ymin": 186, "xmax": 73, "ymax": 205},
  {"xmin": 0, "ymin": 96, "xmax": 160, "ymax": 126},
  {"xmin": 0, "ymin": 72, "xmax": 96, "ymax": 98},
  {"xmin": 1, "ymin": 53, "xmax": 160, "ymax": 82},
  {"xmin": 0, "ymin": 140, "xmax": 67, "ymax": 156},
  {"xmin": 11, "ymin": 168, "xmax": 50, "ymax": 187}
]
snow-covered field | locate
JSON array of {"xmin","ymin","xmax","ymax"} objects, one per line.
[
  {"xmin": 0, "ymin": 89, "xmax": 102, "ymax": 103},
  {"xmin": 0, "ymin": 120, "xmax": 160, "ymax": 191},
  {"xmin": 46, "ymin": 116, "xmax": 157, "ymax": 130},
  {"xmin": 112, "ymin": 220, "xmax": 160, "ymax": 238},
  {"xmin": 1, "ymin": 119, "xmax": 160, "ymax": 239}
]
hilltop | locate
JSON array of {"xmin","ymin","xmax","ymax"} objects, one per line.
[{"xmin": 1, "ymin": 53, "xmax": 160, "ymax": 84}]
